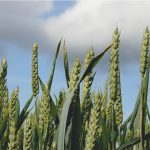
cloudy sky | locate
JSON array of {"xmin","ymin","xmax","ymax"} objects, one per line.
[{"xmin": 0, "ymin": 0, "xmax": 150, "ymax": 119}]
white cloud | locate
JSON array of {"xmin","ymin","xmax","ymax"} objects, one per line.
[
  {"xmin": 0, "ymin": 1, "xmax": 53, "ymax": 52},
  {"xmin": 45, "ymin": 0, "xmax": 150, "ymax": 61},
  {"xmin": 0, "ymin": 1, "xmax": 150, "ymax": 62}
]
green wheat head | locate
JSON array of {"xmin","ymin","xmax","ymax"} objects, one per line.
[
  {"xmin": 140, "ymin": 27, "xmax": 149, "ymax": 78},
  {"xmin": 24, "ymin": 117, "xmax": 32, "ymax": 150},
  {"xmin": 68, "ymin": 57, "xmax": 81, "ymax": 93},
  {"xmin": 1, "ymin": 86, "xmax": 9, "ymax": 118},
  {"xmin": 109, "ymin": 28, "xmax": 120, "ymax": 102},
  {"xmin": 106, "ymin": 99, "xmax": 114, "ymax": 122},
  {"xmin": 85, "ymin": 92, "xmax": 101, "ymax": 150},
  {"xmin": 39, "ymin": 84, "xmax": 51, "ymax": 133},
  {"xmin": 81, "ymin": 48, "xmax": 94, "ymax": 114},
  {"xmin": 8, "ymin": 87, "xmax": 19, "ymax": 150},
  {"xmin": 0, "ymin": 58, "xmax": 7, "ymax": 110},
  {"xmin": 109, "ymin": 28, "xmax": 123, "ymax": 126},
  {"xmin": 32, "ymin": 43, "xmax": 39, "ymax": 97},
  {"xmin": 56, "ymin": 90, "xmax": 66, "ymax": 109},
  {"xmin": 0, "ymin": 29, "xmax": 149, "ymax": 150},
  {"xmin": 115, "ymin": 86, "xmax": 123, "ymax": 126},
  {"xmin": 17, "ymin": 127, "xmax": 23, "ymax": 150}
]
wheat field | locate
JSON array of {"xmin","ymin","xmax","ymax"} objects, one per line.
[{"xmin": 0, "ymin": 27, "xmax": 150, "ymax": 150}]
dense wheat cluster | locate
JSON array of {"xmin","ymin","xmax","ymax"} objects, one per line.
[{"xmin": 0, "ymin": 28, "xmax": 150, "ymax": 150}]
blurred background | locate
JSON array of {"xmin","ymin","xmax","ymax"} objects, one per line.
[{"xmin": 0, "ymin": 0, "xmax": 149, "ymax": 119}]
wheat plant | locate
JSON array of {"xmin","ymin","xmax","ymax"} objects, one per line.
[{"xmin": 0, "ymin": 27, "xmax": 149, "ymax": 150}]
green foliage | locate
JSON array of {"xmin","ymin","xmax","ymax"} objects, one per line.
[{"xmin": 0, "ymin": 28, "xmax": 150, "ymax": 150}]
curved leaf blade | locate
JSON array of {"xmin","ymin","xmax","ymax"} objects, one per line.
[
  {"xmin": 63, "ymin": 40, "xmax": 70, "ymax": 87},
  {"xmin": 47, "ymin": 40, "xmax": 62, "ymax": 91},
  {"xmin": 57, "ymin": 44, "xmax": 112, "ymax": 150}
]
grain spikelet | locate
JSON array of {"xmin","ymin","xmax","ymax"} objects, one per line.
[
  {"xmin": 68, "ymin": 57, "xmax": 81, "ymax": 93},
  {"xmin": 81, "ymin": 48, "xmax": 94, "ymax": 121},
  {"xmin": 85, "ymin": 92, "xmax": 101, "ymax": 150},
  {"xmin": 8, "ymin": 87, "xmax": 19, "ymax": 150},
  {"xmin": 56, "ymin": 90, "xmax": 66, "ymax": 109},
  {"xmin": 39, "ymin": 84, "xmax": 51, "ymax": 133},
  {"xmin": 32, "ymin": 43, "xmax": 39, "ymax": 96},
  {"xmin": 140, "ymin": 27, "xmax": 149, "ymax": 78},
  {"xmin": 24, "ymin": 118, "xmax": 32, "ymax": 150},
  {"xmin": 0, "ymin": 58, "xmax": 7, "ymax": 110}
]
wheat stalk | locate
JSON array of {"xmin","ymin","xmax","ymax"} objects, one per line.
[{"xmin": 101, "ymin": 80, "xmax": 108, "ymax": 119}]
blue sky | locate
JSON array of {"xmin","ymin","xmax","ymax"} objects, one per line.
[{"xmin": 0, "ymin": 0, "xmax": 149, "ymax": 119}]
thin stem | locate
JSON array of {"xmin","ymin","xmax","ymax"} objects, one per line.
[
  {"xmin": 35, "ymin": 95, "xmax": 39, "ymax": 122},
  {"xmin": 112, "ymin": 106, "xmax": 116, "ymax": 150}
]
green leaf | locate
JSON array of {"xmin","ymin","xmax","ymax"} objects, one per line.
[
  {"xmin": 147, "ymin": 104, "xmax": 150, "ymax": 121},
  {"xmin": 70, "ymin": 89, "xmax": 81, "ymax": 150},
  {"xmin": 32, "ymin": 121, "xmax": 39, "ymax": 150},
  {"xmin": 100, "ymin": 116, "xmax": 109, "ymax": 150},
  {"xmin": 129, "ymin": 54, "xmax": 150, "ymax": 130},
  {"xmin": 36, "ymin": 121, "xmax": 43, "ymax": 150},
  {"xmin": 57, "ymin": 89, "xmax": 76, "ymax": 150},
  {"xmin": 111, "ymin": 106, "xmax": 116, "ymax": 150},
  {"xmin": 47, "ymin": 39, "xmax": 62, "ymax": 91},
  {"xmin": 17, "ymin": 96, "xmax": 33, "ymax": 130},
  {"xmin": 120, "ymin": 113, "xmax": 132, "ymax": 131},
  {"xmin": 63, "ymin": 40, "xmax": 70, "ymax": 87},
  {"xmin": 140, "ymin": 54, "xmax": 150, "ymax": 148},
  {"xmin": 129, "ymin": 84, "xmax": 142, "ymax": 129},
  {"xmin": 17, "ymin": 108, "xmax": 32, "ymax": 131},
  {"xmin": 117, "ymin": 132, "xmax": 150, "ymax": 150},
  {"xmin": 80, "ymin": 44, "xmax": 112, "ymax": 82},
  {"xmin": 65, "ymin": 121, "xmax": 72, "ymax": 150},
  {"xmin": 38, "ymin": 76, "xmax": 45, "ymax": 91},
  {"xmin": 0, "ymin": 111, "xmax": 8, "ymax": 138},
  {"xmin": 120, "ymin": 126, "xmax": 127, "ymax": 146},
  {"xmin": 57, "ymin": 44, "xmax": 112, "ymax": 150},
  {"xmin": 15, "ymin": 100, "xmax": 20, "ymax": 126},
  {"xmin": 20, "ymin": 95, "xmax": 33, "ymax": 118}
]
